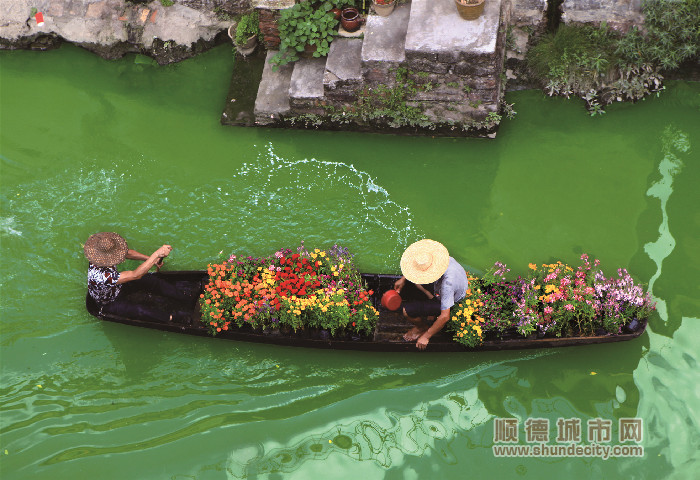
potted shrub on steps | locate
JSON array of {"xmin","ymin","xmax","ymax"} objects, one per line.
[
  {"xmin": 232, "ymin": 10, "xmax": 261, "ymax": 56},
  {"xmin": 454, "ymin": 0, "xmax": 485, "ymax": 20}
]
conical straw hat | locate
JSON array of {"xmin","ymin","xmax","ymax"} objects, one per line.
[
  {"xmin": 84, "ymin": 232, "xmax": 128, "ymax": 267},
  {"xmin": 400, "ymin": 239, "xmax": 449, "ymax": 285}
]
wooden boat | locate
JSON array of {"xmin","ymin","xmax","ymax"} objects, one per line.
[{"xmin": 86, "ymin": 271, "xmax": 648, "ymax": 352}]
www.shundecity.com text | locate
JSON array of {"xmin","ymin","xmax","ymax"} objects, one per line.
[{"xmin": 492, "ymin": 442, "xmax": 644, "ymax": 460}]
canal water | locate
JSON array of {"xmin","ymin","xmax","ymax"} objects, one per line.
[{"xmin": 1, "ymin": 44, "xmax": 698, "ymax": 479}]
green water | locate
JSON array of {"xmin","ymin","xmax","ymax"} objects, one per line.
[{"xmin": 1, "ymin": 44, "xmax": 698, "ymax": 480}]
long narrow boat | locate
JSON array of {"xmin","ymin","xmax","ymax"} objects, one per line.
[{"xmin": 86, "ymin": 271, "xmax": 647, "ymax": 352}]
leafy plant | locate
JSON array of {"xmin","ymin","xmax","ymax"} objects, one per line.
[
  {"xmin": 528, "ymin": 1, "xmax": 699, "ymax": 113},
  {"xmin": 270, "ymin": 2, "xmax": 340, "ymax": 68},
  {"xmin": 159, "ymin": 0, "xmax": 174, "ymax": 7},
  {"xmin": 616, "ymin": 0, "xmax": 700, "ymax": 71}
]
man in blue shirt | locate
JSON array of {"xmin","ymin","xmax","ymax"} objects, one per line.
[{"xmin": 394, "ymin": 239, "xmax": 469, "ymax": 350}]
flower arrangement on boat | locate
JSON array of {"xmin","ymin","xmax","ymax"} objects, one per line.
[
  {"xmin": 448, "ymin": 254, "xmax": 656, "ymax": 348},
  {"xmin": 200, "ymin": 243, "xmax": 378, "ymax": 337}
]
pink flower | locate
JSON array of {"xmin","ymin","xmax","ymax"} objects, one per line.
[
  {"xmin": 565, "ymin": 304, "xmax": 575, "ymax": 311},
  {"xmin": 228, "ymin": 254, "xmax": 236, "ymax": 262},
  {"xmin": 544, "ymin": 306, "xmax": 554, "ymax": 314}
]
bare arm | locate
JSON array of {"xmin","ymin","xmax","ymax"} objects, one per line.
[
  {"xmin": 117, "ymin": 245, "xmax": 172, "ymax": 284},
  {"xmin": 416, "ymin": 308, "xmax": 450, "ymax": 351},
  {"xmin": 125, "ymin": 249, "xmax": 149, "ymax": 261}
]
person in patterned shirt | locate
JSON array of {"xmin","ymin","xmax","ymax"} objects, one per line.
[{"xmin": 84, "ymin": 232, "xmax": 189, "ymax": 323}]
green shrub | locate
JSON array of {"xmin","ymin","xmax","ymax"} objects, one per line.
[
  {"xmin": 526, "ymin": 0, "xmax": 699, "ymax": 113},
  {"xmin": 617, "ymin": 0, "xmax": 700, "ymax": 71}
]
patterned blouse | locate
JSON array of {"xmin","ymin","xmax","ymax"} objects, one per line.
[{"xmin": 87, "ymin": 263, "xmax": 122, "ymax": 305}]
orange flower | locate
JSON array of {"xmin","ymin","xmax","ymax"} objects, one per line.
[{"xmin": 529, "ymin": 263, "xmax": 537, "ymax": 270}]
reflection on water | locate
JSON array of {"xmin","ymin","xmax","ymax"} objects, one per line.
[
  {"xmin": 226, "ymin": 361, "xmax": 510, "ymax": 479},
  {"xmin": 634, "ymin": 125, "xmax": 700, "ymax": 479},
  {"xmin": 644, "ymin": 125, "xmax": 688, "ymax": 323}
]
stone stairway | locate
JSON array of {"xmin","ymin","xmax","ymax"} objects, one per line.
[{"xmin": 253, "ymin": 0, "xmax": 507, "ymax": 131}]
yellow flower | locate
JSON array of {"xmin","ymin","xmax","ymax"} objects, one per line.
[
  {"xmin": 314, "ymin": 248, "xmax": 320, "ymax": 253},
  {"xmin": 319, "ymin": 251, "xmax": 326, "ymax": 257},
  {"xmin": 528, "ymin": 263, "xmax": 537, "ymax": 270}
]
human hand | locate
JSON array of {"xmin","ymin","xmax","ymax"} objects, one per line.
[
  {"xmin": 156, "ymin": 245, "xmax": 172, "ymax": 258},
  {"xmin": 394, "ymin": 276, "xmax": 406, "ymax": 293},
  {"xmin": 416, "ymin": 334, "xmax": 430, "ymax": 351}
]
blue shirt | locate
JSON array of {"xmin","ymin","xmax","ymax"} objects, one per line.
[{"xmin": 434, "ymin": 257, "xmax": 469, "ymax": 311}]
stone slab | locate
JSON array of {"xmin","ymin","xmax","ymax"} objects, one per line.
[
  {"xmin": 325, "ymin": 38, "xmax": 363, "ymax": 84},
  {"xmin": 254, "ymin": 51, "xmax": 294, "ymax": 122},
  {"xmin": 361, "ymin": 2, "xmax": 411, "ymax": 63},
  {"xmin": 405, "ymin": 0, "xmax": 501, "ymax": 55},
  {"xmin": 289, "ymin": 56, "xmax": 326, "ymax": 100},
  {"xmin": 252, "ymin": 0, "xmax": 295, "ymax": 10}
]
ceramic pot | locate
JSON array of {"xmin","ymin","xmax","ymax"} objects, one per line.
[{"xmin": 341, "ymin": 8, "xmax": 362, "ymax": 32}]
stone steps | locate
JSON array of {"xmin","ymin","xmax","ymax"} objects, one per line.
[
  {"xmin": 253, "ymin": 0, "xmax": 507, "ymax": 129},
  {"xmin": 253, "ymin": 51, "xmax": 294, "ymax": 125}
]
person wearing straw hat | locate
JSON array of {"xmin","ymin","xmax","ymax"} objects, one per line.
[
  {"xmin": 84, "ymin": 232, "xmax": 188, "ymax": 323},
  {"xmin": 394, "ymin": 239, "xmax": 468, "ymax": 350}
]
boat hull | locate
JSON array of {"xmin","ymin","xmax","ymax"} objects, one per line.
[{"xmin": 86, "ymin": 271, "xmax": 647, "ymax": 352}]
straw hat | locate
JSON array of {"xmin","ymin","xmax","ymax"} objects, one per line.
[
  {"xmin": 84, "ymin": 232, "xmax": 128, "ymax": 267},
  {"xmin": 400, "ymin": 239, "xmax": 449, "ymax": 285}
]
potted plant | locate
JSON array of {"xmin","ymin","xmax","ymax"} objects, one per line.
[
  {"xmin": 454, "ymin": 0, "xmax": 485, "ymax": 21},
  {"xmin": 232, "ymin": 10, "xmax": 261, "ymax": 55},
  {"xmin": 372, "ymin": 0, "xmax": 396, "ymax": 17}
]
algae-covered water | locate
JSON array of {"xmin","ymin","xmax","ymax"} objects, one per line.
[{"xmin": 1, "ymin": 44, "xmax": 698, "ymax": 479}]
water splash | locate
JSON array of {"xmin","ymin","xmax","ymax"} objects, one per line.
[{"xmin": 643, "ymin": 125, "xmax": 689, "ymax": 322}]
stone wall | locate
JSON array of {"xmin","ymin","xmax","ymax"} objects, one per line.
[
  {"xmin": 562, "ymin": 0, "xmax": 644, "ymax": 32},
  {"xmin": 0, "ymin": 0, "xmax": 233, "ymax": 63},
  {"xmin": 253, "ymin": 1, "xmax": 293, "ymax": 49}
]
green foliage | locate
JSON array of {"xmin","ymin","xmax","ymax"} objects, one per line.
[
  {"xmin": 527, "ymin": 0, "xmax": 699, "ymax": 113},
  {"xmin": 326, "ymin": 67, "xmax": 434, "ymax": 129},
  {"xmin": 159, "ymin": 0, "xmax": 174, "ymax": 7},
  {"xmin": 214, "ymin": 6, "xmax": 233, "ymax": 21},
  {"xmin": 235, "ymin": 10, "xmax": 260, "ymax": 45},
  {"xmin": 270, "ymin": 1, "xmax": 342, "ymax": 68},
  {"xmin": 30, "ymin": 7, "xmax": 38, "ymax": 16},
  {"xmin": 527, "ymin": 23, "xmax": 619, "ymax": 90},
  {"xmin": 616, "ymin": 0, "xmax": 700, "ymax": 70}
]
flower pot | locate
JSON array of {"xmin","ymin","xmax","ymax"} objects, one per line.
[
  {"xmin": 331, "ymin": 7, "xmax": 342, "ymax": 20},
  {"xmin": 372, "ymin": 0, "xmax": 396, "ymax": 17},
  {"xmin": 341, "ymin": 8, "xmax": 362, "ymax": 32},
  {"xmin": 454, "ymin": 0, "xmax": 485, "ymax": 21}
]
